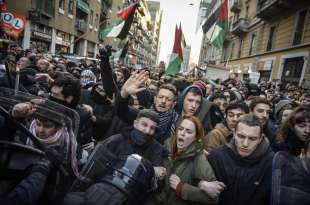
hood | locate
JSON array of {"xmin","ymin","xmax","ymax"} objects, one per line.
[{"xmin": 176, "ymin": 85, "xmax": 203, "ymax": 115}]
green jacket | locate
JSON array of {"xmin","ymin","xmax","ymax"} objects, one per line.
[{"xmin": 151, "ymin": 140, "xmax": 218, "ymax": 205}]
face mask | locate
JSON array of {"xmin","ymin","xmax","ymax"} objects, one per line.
[
  {"xmin": 130, "ymin": 129, "xmax": 152, "ymax": 146},
  {"xmin": 49, "ymin": 95, "xmax": 72, "ymax": 108}
]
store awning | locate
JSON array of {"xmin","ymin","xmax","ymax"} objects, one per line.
[{"xmin": 77, "ymin": 0, "xmax": 90, "ymax": 15}]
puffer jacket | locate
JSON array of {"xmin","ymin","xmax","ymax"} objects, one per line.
[
  {"xmin": 203, "ymin": 122, "xmax": 232, "ymax": 152},
  {"xmin": 151, "ymin": 140, "xmax": 218, "ymax": 205}
]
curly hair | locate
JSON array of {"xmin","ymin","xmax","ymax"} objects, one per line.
[{"xmin": 277, "ymin": 105, "xmax": 310, "ymax": 141}]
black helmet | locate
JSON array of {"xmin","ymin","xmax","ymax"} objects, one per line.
[{"xmin": 102, "ymin": 154, "xmax": 156, "ymax": 202}]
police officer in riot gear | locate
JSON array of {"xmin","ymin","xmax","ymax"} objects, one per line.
[{"xmin": 62, "ymin": 154, "xmax": 157, "ymax": 205}]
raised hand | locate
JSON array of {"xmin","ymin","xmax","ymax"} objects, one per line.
[
  {"xmin": 99, "ymin": 45, "xmax": 112, "ymax": 61},
  {"xmin": 120, "ymin": 70, "xmax": 148, "ymax": 98}
]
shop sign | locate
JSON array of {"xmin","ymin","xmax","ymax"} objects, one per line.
[
  {"xmin": 32, "ymin": 31, "xmax": 52, "ymax": 41},
  {"xmin": 1, "ymin": 11, "xmax": 26, "ymax": 38}
]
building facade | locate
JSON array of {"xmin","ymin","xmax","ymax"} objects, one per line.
[
  {"xmin": 6, "ymin": 0, "xmax": 111, "ymax": 57},
  {"xmin": 199, "ymin": 0, "xmax": 310, "ymax": 87},
  {"xmin": 146, "ymin": 1, "xmax": 162, "ymax": 65}
]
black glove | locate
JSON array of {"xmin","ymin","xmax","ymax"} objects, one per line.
[
  {"xmin": 32, "ymin": 147, "xmax": 64, "ymax": 175},
  {"xmin": 44, "ymin": 147, "xmax": 64, "ymax": 169},
  {"xmin": 99, "ymin": 45, "xmax": 112, "ymax": 61}
]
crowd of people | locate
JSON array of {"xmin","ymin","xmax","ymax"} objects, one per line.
[{"xmin": 0, "ymin": 44, "xmax": 309, "ymax": 205}]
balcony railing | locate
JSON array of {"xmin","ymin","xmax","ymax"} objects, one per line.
[
  {"xmin": 230, "ymin": 0, "xmax": 241, "ymax": 13},
  {"xmin": 256, "ymin": 0, "xmax": 294, "ymax": 20},
  {"xmin": 76, "ymin": 19, "xmax": 87, "ymax": 32},
  {"xmin": 231, "ymin": 18, "xmax": 249, "ymax": 36},
  {"xmin": 33, "ymin": 0, "xmax": 54, "ymax": 18}
]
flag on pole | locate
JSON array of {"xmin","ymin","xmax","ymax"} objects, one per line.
[
  {"xmin": 165, "ymin": 25, "xmax": 183, "ymax": 76},
  {"xmin": 113, "ymin": 40, "xmax": 129, "ymax": 61},
  {"xmin": 99, "ymin": 3, "xmax": 138, "ymax": 40},
  {"xmin": 202, "ymin": 0, "xmax": 228, "ymax": 48},
  {"xmin": 179, "ymin": 23, "xmax": 187, "ymax": 48}
]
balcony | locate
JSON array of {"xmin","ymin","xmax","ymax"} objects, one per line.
[
  {"xmin": 230, "ymin": 0, "xmax": 241, "ymax": 13},
  {"xmin": 75, "ymin": 19, "xmax": 87, "ymax": 32},
  {"xmin": 33, "ymin": 0, "xmax": 54, "ymax": 18},
  {"xmin": 231, "ymin": 18, "xmax": 249, "ymax": 36},
  {"xmin": 256, "ymin": 0, "xmax": 294, "ymax": 20}
]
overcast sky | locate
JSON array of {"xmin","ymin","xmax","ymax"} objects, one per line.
[{"xmin": 153, "ymin": 0, "xmax": 204, "ymax": 65}]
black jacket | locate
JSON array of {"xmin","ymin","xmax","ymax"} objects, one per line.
[
  {"xmin": 208, "ymin": 139, "xmax": 274, "ymax": 205},
  {"xmin": 75, "ymin": 105, "xmax": 94, "ymax": 146},
  {"xmin": 62, "ymin": 183, "xmax": 130, "ymax": 205},
  {"xmin": 0, "ymin": 164, "xmax": 50, "ymax": 205},
  {"xmin": 271, "ymin": 151, "xmax": 310, "ymax": 205},
  {"xmin": 79, "ymin": 89, "xmax": 129, "ymax": 140},
  {"xmin": 101, "ymin": 128, "xmax": 167, "ymax": 166}
]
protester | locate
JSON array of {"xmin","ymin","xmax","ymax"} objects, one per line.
[
  {"xmin": 207, "ymin": 114, "xmax": 274, "ymax": 205},
  {"xmin": 204, "ymin": 101, "xmax": 249, "ymax": 152},
  {"xmin": 249, "ymin": 97, "xmax": 278, "ymax": 150},
  {"xmin": 149, "ymin": 116, "xmax": 219, "ymax": 205},
  {"xmin": 277, "ymin": 106, "xmax": 310, "ymax": 156}
]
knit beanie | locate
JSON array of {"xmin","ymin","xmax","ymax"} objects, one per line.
[
  {"xmin": 193, "ymin": 80, "xmax": 207, "ymax": 96},
  {"xmin": 275, "ymin": 99, "xmax": 292, "ymax": 119}
]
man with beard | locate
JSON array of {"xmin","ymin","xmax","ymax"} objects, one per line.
[
  {"xmin": 116, "ymin": 70, "xmax": 179, "ymax": 145},
  {"xmin": 249, "ymin": 97, "xmax": 277, "ymax": 150},
  {"xmin": 204, "ymin": 101, "xmax": 249, "ymax": 152},
  {"xmin": 50, "ymin": 75, "xmax": 93, "ymax": 147}
]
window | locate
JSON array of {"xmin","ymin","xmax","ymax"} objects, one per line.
[
  {"xmin": 245, "ymin": 5, "xmax": 249, "ymax": 18},
  {"xmin": 238, "ymin": 39, "xmax": 243, "ymax": 58},
  {"xmin": 68, "ymin": 0, "xmax": 74, "ymax": 15},
  {"xmin": 59, "ymin": 0, "xmax": 65, "ymax": 10},
  {"xmin": 293, "ymin": 9, "xmax": 307, "ymax": 45},
  {"xmin": 230, "ymin": 42, "xmax": 235, "ymax": 59},
  {"xmin": 89, "ymin": 10, "xmax": 94, "ymax": 26},
  {"xmin": 249, "ymin": 33, "xmax": 257, "ymax": 55},
  {"xmin": 95, "ymin": 14, "xmax": 99, "ymax": 28},
  {"xmin": 266, "ymin": 26, "xmax": 276, "ymax": 51}
]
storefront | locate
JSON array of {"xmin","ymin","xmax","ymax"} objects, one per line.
[
  {"xmin": 256, "ymin": 58, "xmax": 274, "ymax": 82},
  {"xmin": 30, "ymin": 23, "xmax": 52, "ymax": 53},
  {"xmin": 87, "ymin": 41, "xmax": 95, "ymax": 57},
  {"xmin": 55, "ymin": 30, "xmax": 71, "ymax": 54}
]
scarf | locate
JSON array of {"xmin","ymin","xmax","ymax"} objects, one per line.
[
  {"xmin": 29, "ymin": 120, "xmax": 80, "ymax": 178},
  {"xmin": 155, "ymin": 108, "xmax": 179, "ymax": 142}
]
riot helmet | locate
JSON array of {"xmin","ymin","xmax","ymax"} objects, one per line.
[{"xmin": 101, "ymin": 154, "xmax": 157, "ymax": 202}]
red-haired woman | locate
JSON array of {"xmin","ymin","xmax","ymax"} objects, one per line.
[{"xmin": 149, "ymin": 116, "xmax": 224, "ymax": 205}]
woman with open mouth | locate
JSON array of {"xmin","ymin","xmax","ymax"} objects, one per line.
[{"xmin": 148, "ymin": 116, "xmax": 224, "ymax": 205}]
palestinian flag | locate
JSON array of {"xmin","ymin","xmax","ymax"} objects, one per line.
[
  {"xmin": 99, "ymin": 3, "xmax": 138, "ymax": 40},
  {"xmin": 114, "ymin": 40, "xmax": 129, "ymax": 61},
  {"xmin": 179, "ymin": 23, "xmax": 187, "ymax": 48},
  {"xmin": 165, "ymin": 25, "xmax": 183, "ymax": 76},
  {"xmin": 202, "ymin": 0, "xmax": 228, "ymax": 48}
]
